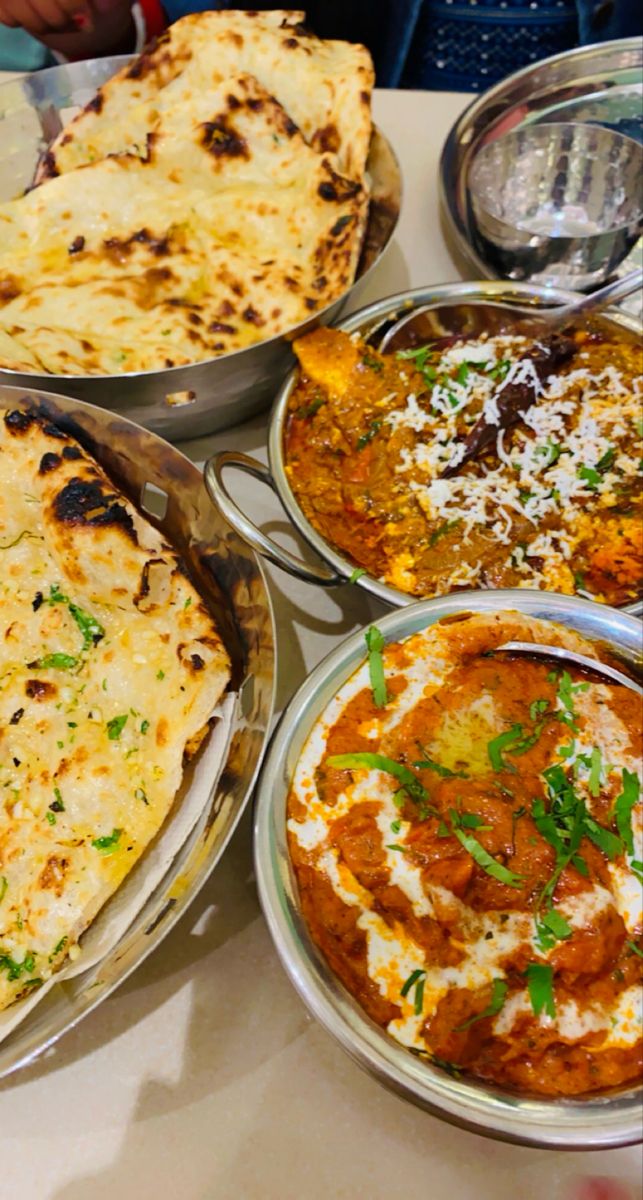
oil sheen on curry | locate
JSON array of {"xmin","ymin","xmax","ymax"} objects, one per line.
[
  {"xmin": 284, "ymin": 325, "xmax": 642, "ymax": 605},
  {"xmin": 287, "ymin": 612, "xmax": 643, "ymax": 1096}
]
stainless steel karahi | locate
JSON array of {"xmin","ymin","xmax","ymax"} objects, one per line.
[
  {"xmin": 254, "ymin": 589, "xmax": 643, "ymax": 1148},
  {"xmin": 0, "ymin": 57, "xmax": 401, "ymax": 441},
  {"xmin": 440, "ymin": 37, "xmax": 643, "ymax": 284},
  {"xmin": 0, "ymin": 382, "xmax": 275, "ymax": 1079},
  {"xmin": 204, "ymin": 279, "xmax": 643, "ymax": 616}
]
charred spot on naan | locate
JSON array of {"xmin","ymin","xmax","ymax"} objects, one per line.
[{"xmin": 52, "ymin": 477, "xmax": 138, "ymax": 541}]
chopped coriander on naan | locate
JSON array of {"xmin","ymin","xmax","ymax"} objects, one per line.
[{"xmin": 0, "ymin": 408, "xmax": 230, "ymax": 1010}]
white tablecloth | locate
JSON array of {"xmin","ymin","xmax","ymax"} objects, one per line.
[{"xmin": 2, "ymin": 87, "xmax": 640, "ymax": 1200}]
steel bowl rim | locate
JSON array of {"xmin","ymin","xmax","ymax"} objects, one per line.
[
  {"xmin": 254, "ymin": 588, "xmax": 643, "ymax": 1147},
  {"xmin": 0, "ymin": 380, "xmax": 277, "ymax": 1078},
  {"xmin": 0, "ymin": 51, "xmax": 401, "ymax": 385},
  {"xmin": 469, "ymin": 120, "xmax": 643, "ymax": 237},
  {"xmin": 264, "ymin": 278, "xmax": 643, "ymax": 611}
]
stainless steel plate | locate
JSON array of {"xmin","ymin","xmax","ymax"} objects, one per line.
[
  {"xmin": 254, "ymin": 589, "xmax": 642, "ymax": 1148},
  {"xmin": 0, "ymin": 383, "xmax": 276, "ymax": 1078},
  {"xmin": 0, "ymin": 58, "xmax": 401, "ymax": 440},
  {"xmin": 440, "ymin": 38, "xmax": 643, "ymax": 285}
]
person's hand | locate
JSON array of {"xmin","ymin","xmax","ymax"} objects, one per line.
[
  {"xmin": 0, "ymin": 0, "xmax": 136, "ymax": 57},
  {"xmin": 0, "ymin": 0, "xmax": 94, "ymax": 37}
]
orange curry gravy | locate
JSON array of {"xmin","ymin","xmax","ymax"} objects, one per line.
[
  {"xmin": 287, "ymin": 612, "xmax": 643, "ymax": 1096},
  {"xmin": 284, "ymin": 325, "xmax": 642, "ymax": 606}
]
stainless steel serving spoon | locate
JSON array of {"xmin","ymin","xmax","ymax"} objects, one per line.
[
  {"xmin": 497, "ymin": 642, "xmax": 643, "ymax": 696},
  {"xmin": 378, "ymin": 267, "xmax": 643, "ymax": 351}
]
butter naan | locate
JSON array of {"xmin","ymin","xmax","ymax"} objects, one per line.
[
  {"xmin": 0, "ymin": 10, "xmax": 373, "ymax": 376},
  {"xmin": 0, "ymin": 407, "xmax": 231, "ymax": 1010},
  {"xmin": 38, "ymin": 9, "xmax": 373, "ymax": 184}
]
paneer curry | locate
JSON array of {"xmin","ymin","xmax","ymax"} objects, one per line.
[
  {"xmin": 287, "ymin": 611, "xmax": 643, "ymax": 1096},
  {"xmin": 284, "ymin": 326, "xmax": 642, "ymax": 605}
]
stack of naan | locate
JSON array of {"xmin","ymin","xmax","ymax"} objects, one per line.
[{"xmin": 0, "ymin": 10, "xmax": 374, "ymax": 376}]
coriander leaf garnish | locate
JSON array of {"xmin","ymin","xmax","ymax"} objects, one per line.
[
  {"xmin": 412, "ymin": 751, "xmax": 468, "ymax": 780},
  {"xmin": 48, "ymin": 583, "xmax": 105, "ymax": 652},
  {"xmin": 487, "ymin": 724, "xmax": 524, "ymax": 772},
  {"xmin": 0, "ymin": 877, "xmax": 6, "ymax": 904},
  {"xmin": 387, "ymin": 843, "xmax": 406, "ymax": 853},
  {"xmin": 29, "ymin": 652, "xmax": 78, "ymax": 671},
  {"xmin": 106, "ymin": 714, "xmax": 128, "ymax": 741},
  {"xmin": 529, "ymin": 698, "xmax": 549, "ymax": 721},
  {"xmin": 587, "ymin": 746, "xmax": 603, "ymax": 797},
  {"xmin": 449, "ymin": 809, "xmax": 523, "ymax": 888},
  {"xmin": 356, "ymin": 419, "xmax": 381, "ymax": 451},
  {"xmin": 50, "ymin": 786, "xmax": 65, "ymax": 813},
  {"xmin": 454, "ymin": 978, "xmax": 508, "ymax": 1031},
  {"xmin": 361, "ymin": 353, "xmax": 383, "ymax": 373},
  {"xmin": 348, "ymin": 567, "xmax": 366, "ymax": 584},
  {"xmin": 632, "ymin": 860, "xmax": 643, "ymax": 883},
  {"xmin": 526, "ymin": 962, "xmax": 556, "ymax": 1018},
  {"xmin": 49, "ymin": 935, "xmax": 67, "ymax": 963},
  {"xmin": 428, "ymin": 518, "xmax": 462, "ymax": 548},
  {"xmin": 613, "ymin": 769, "xmax": 640, "ymax": 857},
  {"xmin": 326, "ymin": 753, "xmax": 435, "ymax": 812},
  {"xmin": 364, "ymin": 625, "xmax": 389, "ymax": 709},
  {"xmin": 534, "ymin": 908, "xmax": 573, "ymax": 952},
  {"xmin": 0, "ymin": 949, "xmax": 37, "ymax": 981},
  {"xmin": 583, "ymin": 814, "xmax": 623, "ymax": 861},
  {"xmin": 400, "ymin": 968, "xmax": 427, "ymax": 1015},
  {"xmin": 626, "ymin": 941, "xmax": 643, "ymax": 959},
  {"xmin": 296, "ymin": 394, "xmax": 325, "ymax": 419},
  {"xmin": 92, "ymin": 828, "xmax": 122, "ymax": 854}
]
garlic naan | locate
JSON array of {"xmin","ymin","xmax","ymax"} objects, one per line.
[{"xmin": 0, "ymin": 407, "xmax": 231, "ymax": 1010}]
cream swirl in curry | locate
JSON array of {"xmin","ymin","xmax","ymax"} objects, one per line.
[{"xmin": 287, "ymin": 612, "xmax": 642, "ymax": 1096}]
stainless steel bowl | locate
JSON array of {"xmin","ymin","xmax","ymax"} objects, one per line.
[
  {"xmin": 254, "ymin": 589, "xmax": 643, "ymax": 1148},
  {"xmin": 0, "ymin": 57, "xmax": 401, "ymax": 441},
  {"xmin": 468, "ymin": 122, "xmax": 643, "ymax": 289},
  {"xmin": 440, "ymin": 37, "xmax": 643, "ymax": 285},
  {"xmin": 0, "ymin": 383, "xmax": 276, "ymax": 1078},
  {"xmin": 204, "ymin": 279, "xmax": 643, "ymax": 616}
]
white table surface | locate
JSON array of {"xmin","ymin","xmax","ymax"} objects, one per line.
[{"xmin": 3, "ymin": 86, "xmax": 641, "ymax": 1200}]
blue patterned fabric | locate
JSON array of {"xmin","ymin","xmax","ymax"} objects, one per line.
[{"xmin": 166, "ymin": 1, "xmax": 642, "ymax": 90}]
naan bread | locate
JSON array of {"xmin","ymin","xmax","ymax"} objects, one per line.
[
  {"xmin": 0, "ymin": 73, "xmax": 368, "ymax": 374},
  {"xmin": 0, "ymin": 407, "xmax": 231, "ymax": 1010},
  {"xmin": 37, "ymin": 9, "xmax": 373, "ymax": 184}
]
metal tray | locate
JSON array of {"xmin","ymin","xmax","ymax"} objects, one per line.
[
  {"xmin": 254, "ymin": 589, "xmax": 643, "ymax": 1148},
  {"xmin": 0, "ymin": 383, "xmax": 275, "ymax": 1079},
  {"xmin": 0, "ymin": 57, "xmax": 401, "ymax": 440},
  {"xmin": 440, "ymin": 37, "xmax": 643, "ymax": 283}
]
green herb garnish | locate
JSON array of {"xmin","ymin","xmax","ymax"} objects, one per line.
[
  {"xmin": 626, "ymin": 941, "xmax": 643, "ymax": 959},
  {"xmin": 412, "ymin": 755, "xmax": 468, "ymax": 780},
  {"xmin": 0, "ymin": 949, "xmax": 36, "ymax": 982},
  {"xmin": 0, "ymin": 877, "xmax": 6, "ymax": 904},
  {"xmin": 400, "ymin": 968, "xmax": 427, "ymax": 1015},
  {"xmin": 526, "ymin": 962, "xmax": 556, "ymax": 1018},
  {"xmin": 450, "ymin": 809, "xmax": 523, "ymax": 888},
  {"xmin": 429, "ymin": 518, "xmax": 462, "ymax": 548},
  {"xmin": 326, "ymin": 753, "xmax": 434, "ymax": 811},
  {"xmin": 613, "ymin": 769, "xmax": 640, "ymax": 857},
  {"xmin": 362, "ymin": 353, "xmax": 383, "ymax": 373},
  {"xmin": 92, "ymin": 828, "xmax": 122, "ymax": 854},
  {"xmin": 365, "ymin": 625, "xmax": 389, "ymax": 709},
  {"xmin": 356, "ymin": 419, "xmax": 382, "ymax": 450},
  {"xmin": 30, "ymin": 652, "xmax": 78, "ymax": 671},
  {"xmin": 48, "ymin": 584, "xmax": 104, "ymax": 653},
  {"xmin": 348, "ymin": 567, "xmax": 366, "ymax": 584},
  {"xmin": 106, "ymin": 714, "xmax": 128, "ymax": 741},
  {"xmin": 534, "ymin": 908, "xmax": 572, "ymax": 951},
  {"xmin": 455, "ymin": 978, "xmax": 508, "ymax": 1031},
  {"xmin": 487, "ymin": 725, "xmax": 524, "ymax": 772},
  {"xmin": 50, "ymin": 786, "xmax": 65, "ymax": 813}
]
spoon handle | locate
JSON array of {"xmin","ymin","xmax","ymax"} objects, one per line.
[{"xmin": 559, "ymin": 267, "xmax": 643, "ymax": 321}]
